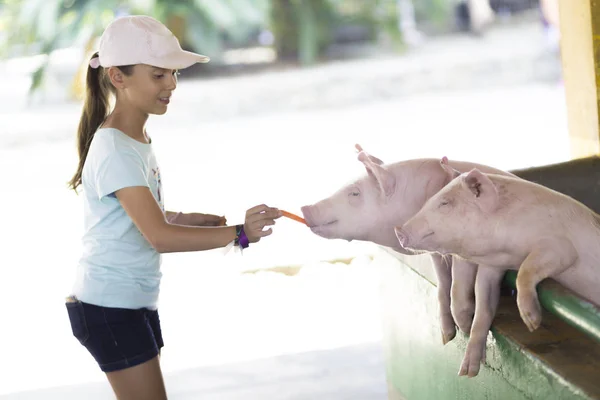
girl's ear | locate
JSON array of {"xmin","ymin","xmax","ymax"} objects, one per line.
[{"xmin": 107, "ymin": 67, "xmax": 126, "ymax": 89}]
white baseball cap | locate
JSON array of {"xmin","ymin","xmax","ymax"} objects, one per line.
[{"xmin": 90, "ymin": 15, "xmax": 210, "ymax": 70}]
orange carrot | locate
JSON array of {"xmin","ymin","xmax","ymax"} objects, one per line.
[{"xmin": 281, "ymin": 210, "xmax": 307, "ymax": 225}]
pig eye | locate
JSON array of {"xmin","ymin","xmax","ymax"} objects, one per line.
[
  {"xmin": 439, "ymin": 200, "xmax": 450, "ymax": 207},
  {"xmin": 348, "ymin": 187, "xmax": 361, "ymax": 197}
]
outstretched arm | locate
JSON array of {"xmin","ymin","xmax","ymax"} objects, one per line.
[
  {"xmin": 165, "ymin": 211, "xmax": 226, "ymax": 226},
  {"xmin": 116, "ymin": 186, "xmax": 279, "ymax": 253}
]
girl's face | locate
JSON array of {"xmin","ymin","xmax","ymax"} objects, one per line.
[{"xmin": 112, "ymin": 64, "xmax": 179, "ymax": 115}]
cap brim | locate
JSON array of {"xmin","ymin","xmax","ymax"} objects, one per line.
[{"xmin": 147, "ymin": 49, "xmax": 210, "ymax": 70}]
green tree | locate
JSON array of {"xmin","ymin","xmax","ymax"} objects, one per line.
[
  {"xmin": 1, "ymin": 0, "xmax": 270, "ymax": 97},
  {"xmin": 270, "ymin": 0, "xmax": 402, "ymax": 66}
]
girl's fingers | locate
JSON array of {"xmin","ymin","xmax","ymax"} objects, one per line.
[
  {"xmin": 246, "ymin": 209, "xmax": 280, "ymax": 225},
  {"xmin": 246, "ymin": 204, "xmax": 272, "ymax": 216},
  {"xmin": 257, "ymin": 228, "xmax": 273, "ymax": 238}
]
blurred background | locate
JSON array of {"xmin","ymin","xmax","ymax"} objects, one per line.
[{"xmin": 0, "ymin": 0, "xmax": 566, "ymax": 398}]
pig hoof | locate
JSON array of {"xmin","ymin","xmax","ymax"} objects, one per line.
[
  {"xmin": 517, "ymin": 292, "xmax": 542, "ymax": 332},
  {"xmin": 522, "ymin": 313, "xmax": 542, "ymax": 332},
  {"xmin": 458, "ymin": 360, "xmax": 480, "ymax": 377},
  {"xmin": 459, "ymin": 342, "xmax": 484, "ymax": 377},
  {"xmin": 468, "ymin": 369, "xmax": 480, "ymax": 378},
  {"xmin": 442, "ymin": 329, "xmax": 456, "ymax": 345},
  {"xmin": 440, "ymin": 316, "xmax": 457, "ymax": 345}
]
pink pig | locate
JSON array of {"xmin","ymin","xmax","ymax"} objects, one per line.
[
  {"xmin": 301, "ymin": 145, "xmax": 515, "ymax": 344},
  {"xmin": 396, "ymin": 167, "xmax": 600, "ymax": 377}
]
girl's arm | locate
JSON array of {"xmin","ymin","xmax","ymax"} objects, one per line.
[
  {"xmin": 165, "ymin": 211, "xmax": 225, "ymax": 226},
  {"xmin": 116, "ymin": 186, "xmax": 280, "ymax": 253},
  {"xmin": 165, "ymin": 211, "xmax": 183, "ymax": 223}
]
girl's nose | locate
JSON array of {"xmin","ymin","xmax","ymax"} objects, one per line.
[{"xmin": 167, "ymin": 73, "xmax": 177, "ymax": 90}]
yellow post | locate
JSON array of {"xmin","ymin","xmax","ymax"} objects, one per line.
[{"xmin": 557, "ymin": 0, "xmax": 600, "ymax": 158}]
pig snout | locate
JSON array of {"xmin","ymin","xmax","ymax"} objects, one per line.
[
  {"xmin": 301, "ymin": 203, "xmax": 337, "ymax": 228},
  {"xmin": 300, "ymin": 205, "xmax": 315, "ymax": 227},
  {"xmin": 300, "ymin": 202, "xmax": 343, "ymax": 240},
  {"xmin": 396, "ymin": 220, "xmax": 435, "ymax": 251},
  {"xmin": 395, "ymin": 227, "xmax": 411, "ymax": 248}
]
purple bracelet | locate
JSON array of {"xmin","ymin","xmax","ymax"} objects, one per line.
[{"xmin": 235, "ymin": 224, "xmax": 250, "ymax": 249}]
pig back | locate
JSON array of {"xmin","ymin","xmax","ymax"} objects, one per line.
[
  {"xmin": 490, "ymin": 174, "xmax": 600, "ymax": 266},
  {"xmin": 510, "ymin": 156, "xmax": 600, "ymax": 214},
  {"xmin": 448, "ymin": 160, "xmax": 516, "ymax": 177}
]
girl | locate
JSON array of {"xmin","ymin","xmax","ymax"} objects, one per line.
[{"xmin": 65, "ymin": 15, "xmax": 282, "ymax": 400}]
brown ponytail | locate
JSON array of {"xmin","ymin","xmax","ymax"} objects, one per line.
[{"xmin": 68, "ymin": 52, "xmax": 133, "ymax": 192}]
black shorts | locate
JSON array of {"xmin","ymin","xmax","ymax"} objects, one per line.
[{"xmin": 65, "ymin": 297, "xmax": 164, "ymax": 373}]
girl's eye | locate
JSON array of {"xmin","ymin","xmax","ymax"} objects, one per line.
[{"xmin": 155, "ymin": 71, "xmax": 179, "ymax": 80}]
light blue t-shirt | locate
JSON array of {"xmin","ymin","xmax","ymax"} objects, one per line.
[{"xmin": 72, "ymin": 128, "xmax": 164, "ymax": 310}]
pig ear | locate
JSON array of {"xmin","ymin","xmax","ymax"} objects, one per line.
[
  {"xmin": 461, "ymin": 169, "xmax": 499, "ymax": 212},
  {"xmin": 358, "ymin": 150, "xmax": 396, "ymax": 197},
  {"xmin": 355, "ymin": 143, "xmax": 384, "ymax": 165},
  {"xmin": 440, "ymin": 156, "xmax": 461, "ymax": 181}
]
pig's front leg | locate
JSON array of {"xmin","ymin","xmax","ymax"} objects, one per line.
[
  {"xmin": 459, "ymin": 265, "xmax": 504, "ymax": 377},
  {"xmin": 450, "ymin": 257, "xmax": 478, "ymax": 334},
  {"xmin": 516, "ymin": 237, "xmax": 577, "ymax": 332},
  {"xmin": 430, "ymin": 253, "xmax": 456, "ymax": 344}
]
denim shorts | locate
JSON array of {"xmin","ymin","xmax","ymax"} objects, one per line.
[{"xmin": 65, "ymin": 296, "xmax": 164, "ymax": 373}]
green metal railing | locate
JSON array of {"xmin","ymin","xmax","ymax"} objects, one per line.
[{"xmin": 503, "ymin": 271, "xmax": 600, "ymax": 344}]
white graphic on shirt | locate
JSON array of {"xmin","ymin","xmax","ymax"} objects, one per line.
[{"xmin": 152, "ymin": 167, "xmax": 164, "ymax": 212}]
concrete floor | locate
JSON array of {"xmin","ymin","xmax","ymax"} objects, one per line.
[{"xmin": 2, "ymin": 342, "xmax": 387, "ymax": 400}]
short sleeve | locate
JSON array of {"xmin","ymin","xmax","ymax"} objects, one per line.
[{"xmin": 94, "ymin": 149, "xmax": 149, "ymax": 200}]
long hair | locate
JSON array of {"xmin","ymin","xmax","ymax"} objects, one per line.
[{"xmin": 68, "ymin": 52, "xmax": 133, "ymax": 192}]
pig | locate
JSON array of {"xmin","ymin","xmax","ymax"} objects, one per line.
[
  {"xmin": 395, "ymin": 167, "xmax": 600, "ymax": 377},
  {"xmin": 301, "ymin": 145, "xmax": 516, "ymax": 344},
  {"xmin": 510, "ymin": 155, "xmax": 600, "ymax": 213}
]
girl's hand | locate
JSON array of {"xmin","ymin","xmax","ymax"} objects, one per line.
[
  {"xmin": 190, "ymin": 213, "xmax": 227, "ymax": 226},
  {"xmin": 244, "ymin": 204, "xmax": 282, "ymax": 243}
]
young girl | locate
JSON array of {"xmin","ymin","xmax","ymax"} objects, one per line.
[{"xmin": 65, "ymin": 15, "xmax": 281, "ymax": 400}]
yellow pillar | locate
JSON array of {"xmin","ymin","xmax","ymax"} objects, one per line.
[{"xmin": 558, "ymin": 0, "xmax": 600, "ymax": 158}]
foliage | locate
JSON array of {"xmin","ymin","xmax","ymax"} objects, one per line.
[{"xmin": 0, "ymin": 0, "xmax": 270, "ymax": 94}]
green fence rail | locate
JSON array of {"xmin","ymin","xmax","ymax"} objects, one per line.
[{"xmin": 503, "ymin": 271, "xmax": 600, "ymax": 344}]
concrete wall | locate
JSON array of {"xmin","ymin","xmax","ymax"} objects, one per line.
[{"xmin": 374, "ymin": 247, "xmax": 600, "ymax": 400}]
